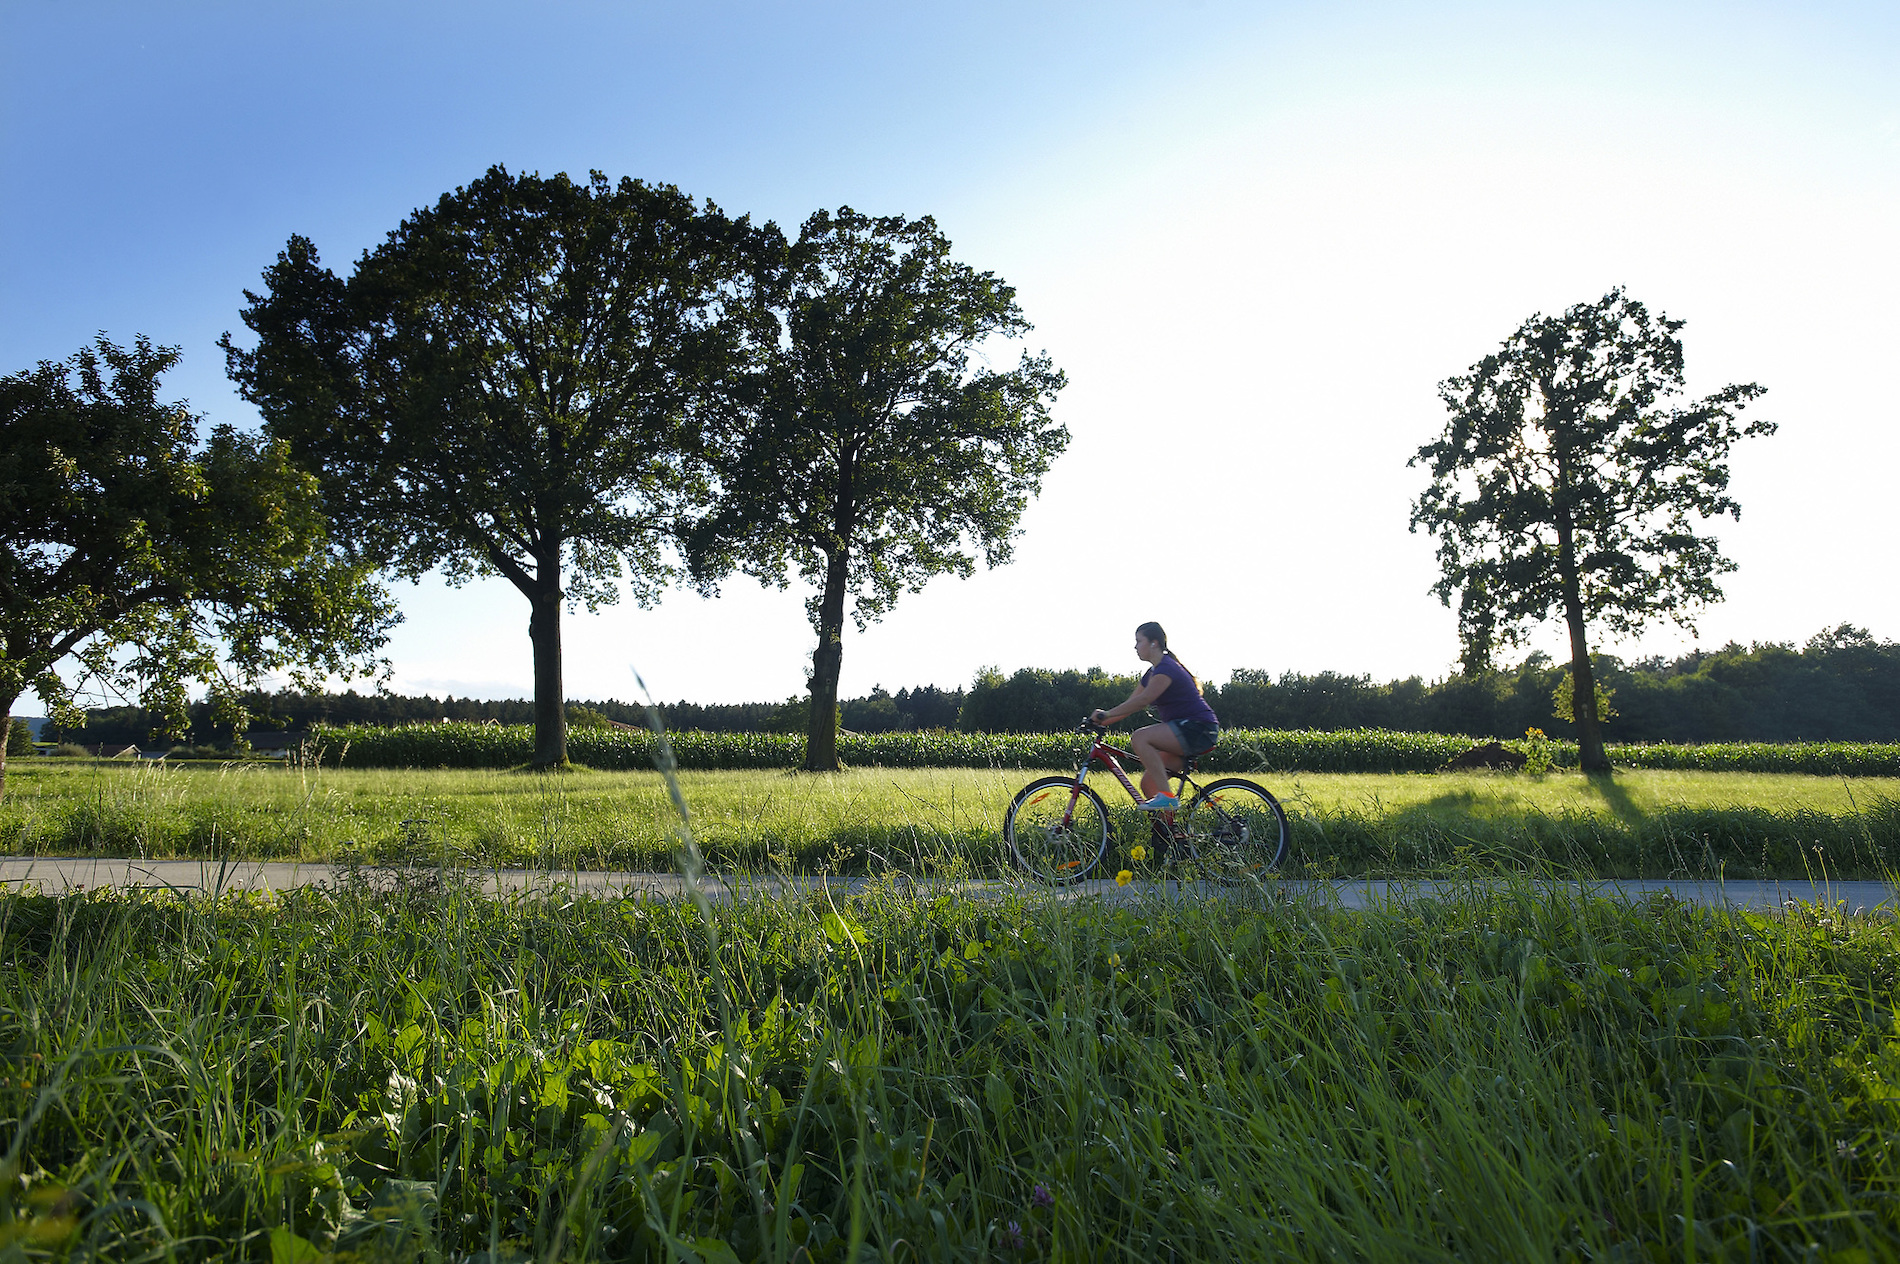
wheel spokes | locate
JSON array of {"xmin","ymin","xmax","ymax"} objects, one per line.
[
  {"xmin": 1006, "ymin": 779, "xmax": 1107, "ymax": 882},
  {"xmin": 1184, "ymin": 781, "xmax": 1286, "ymax": 878}
]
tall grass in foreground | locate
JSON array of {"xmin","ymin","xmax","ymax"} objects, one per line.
[{"xmin": 2, "ymin": 875, "xmax": 1895, "ymax": 1260}]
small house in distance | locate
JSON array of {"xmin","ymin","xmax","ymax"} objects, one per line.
[{"xmin": 245, "ymin": 732, "xmax": 309, "ymax": 759}]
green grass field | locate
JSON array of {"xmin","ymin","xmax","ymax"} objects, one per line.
[
  {"xmin": 7, "ymin": 759, "xmax": 1897, "ymax": 1258},
  {"xmin": 4, "ymin": 761, "xmax": 1897, "ymax": 878},
  {"xmin": 3, "ymin": 876, "xmax": 1894, "ymax": 1259}
]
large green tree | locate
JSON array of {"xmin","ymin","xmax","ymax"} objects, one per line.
[
  {"xmin": 0, "ymin": 336, "xmax": 396, "ymax": 796},
  {"xmin": 225, "ymin": 167, "xmax": 777, "ymax": 766},
  {"xmin": 690, "ymin": 208, "xmax": 1068, "ymax": 772},
  {"xmin": 1409, "ymin": 288, "xmax": 1773, "ymax": 772}
]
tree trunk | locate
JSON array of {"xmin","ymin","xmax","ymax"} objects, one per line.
[
  {"xmin": 1562, "ymin": 605, "xmax": 1610, "ymax": 773},
  {"xmin": 0, "ymin": 692, "xmax": 16, "ymax": 800},
  {"xmin": 1555, "ymin": 523, "xmax": 1611, "ymax": 773},
  {"xmin": 529, "ymin": 584, "xmax": 567, "ymax": 768},
  {"xmin": 804, "ymin": 548, "xmax": 848, "ymax": 773}
]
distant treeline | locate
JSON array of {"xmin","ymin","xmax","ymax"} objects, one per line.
[
  {"xmin": 643, "ymin": 686, "xmax": 966, "ymax": 735},
  {"xmin": 43, "ymin": 625, "xmax": 1899, "ymax": 746},
  {"xmin": 50, "ymin": 684, "xmax": 969, "ymax": 746},
  {"xmin": 958, "ymin": 625, "xmax": 1900, "ymax": 742},
  {"xmin": 1205, "ymin": 625, "xmax": 1900, "ymax": 744}
]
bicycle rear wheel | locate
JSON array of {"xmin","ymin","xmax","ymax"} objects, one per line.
[
  {"xmin": 1003, "ymin": 776, "xmax": 1110, "ymax": 883},
  {"xmin": 1181, "ymin": 778, "xmax": 1288, "ymax": 878}
]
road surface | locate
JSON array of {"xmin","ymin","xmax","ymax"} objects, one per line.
[{"xmin": 0, "ymin": 855, "xmax": 1892, "ymax": 915}]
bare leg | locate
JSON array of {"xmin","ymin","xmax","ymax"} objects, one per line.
[{"xmin": 1130, "ymin": 723, "xmax": 1186, "ymax": 798}]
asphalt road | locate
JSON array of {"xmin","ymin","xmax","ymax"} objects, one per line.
[{"xmin": 0, "ymin": 855, "xmax": 1893, "ymax": 915}]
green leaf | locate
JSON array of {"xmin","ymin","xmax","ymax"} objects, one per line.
[
  {"xmin": 269, "ymin": 1228, "xmax": 324, "ymax": 1264},
  {"xmin": 693, "ymin": 1238, "xmax": 744, "ymax": 1264},
  {"xmin": 822, "ymin": 910, "xmax": 866, "ymax": 947},
  {"xmin": 985, "ymin": 1066, "xmax": 1015, "ymax": 1117}
]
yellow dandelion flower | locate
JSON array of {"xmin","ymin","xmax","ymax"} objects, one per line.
[
  {"xmin": 1116, "ymin": 869, "xmax": 1133, "ymax": 886},
  {"xmin": 1108, "ymin": 953, "xmax": 1121, "ymax": 967},
  {"xmin": 1130, "ymin": 845, "xmax": 1147, "ymax": 862}
]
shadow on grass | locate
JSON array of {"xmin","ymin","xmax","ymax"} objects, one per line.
[
  {"xmin": 1584, "ymin": 770, "xmax": 1644, "ymax": 825},
  {"xmin": 1413, "ymin": 773, "xmax": 1648, "ymax": 828}
]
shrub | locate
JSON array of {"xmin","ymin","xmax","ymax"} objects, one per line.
[
  {"xmin": 165, "ymin": 745, "xmax": 231, "ymax": 761},
  {"xmin": 566, "ymin": 704, "xmax": 614, "ymax": 730},
  {"xmin": 1521, "ymin": 727, "xmax": 1555, "ymax": 775}
]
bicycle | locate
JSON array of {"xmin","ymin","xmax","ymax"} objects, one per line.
[{"xmin": 1002, "ymin": 720, "xmax": 1289, "ymax": 883}]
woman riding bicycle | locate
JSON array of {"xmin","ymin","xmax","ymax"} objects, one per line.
[{"xmin": 1089, "ymin": 621, "xmax": 1220, "ymax": 811}]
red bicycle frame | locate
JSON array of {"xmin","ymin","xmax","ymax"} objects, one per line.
[{"xmin": 1062, "ymin": 729, "xmax": 1181, "ymax": 823}]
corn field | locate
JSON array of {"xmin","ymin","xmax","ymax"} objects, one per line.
[{"xmin": 307, "ymin": 723, "xmax": 1900, "ymax": 776}]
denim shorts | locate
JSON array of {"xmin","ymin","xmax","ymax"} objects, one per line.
[{"xmin": 1169, "ymin": 719, "xmax": 1220, "ymax": 758}]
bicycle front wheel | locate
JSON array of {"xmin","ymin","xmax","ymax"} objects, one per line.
[
  {"xmin": 1003, "ymin": 776, "xmax": 1110, "ymax": 883},
  {"xmin": 1182, "ymin": 778, "xmax": 1289, "ymax": 877}
]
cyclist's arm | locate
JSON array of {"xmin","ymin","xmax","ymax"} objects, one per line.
[{"xmin": 1092, "ymin": 676, "xmax": 1168, "ymax": 727}]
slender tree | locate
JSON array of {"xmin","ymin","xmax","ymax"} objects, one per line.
[
  {"xmin": 225, "ymin": 167, "xmax": 778, "ymax": 766},
  {"xmin": 0, "ymin": 336, "xmax": 395, "ymax": 796},
  {"xmin": 690, "ymin": 208, "xmax": 1068, "ymax": 771},
  {"xmin": 1410, "ymin": 288, "xmax": 1773, "ymax": 771}
]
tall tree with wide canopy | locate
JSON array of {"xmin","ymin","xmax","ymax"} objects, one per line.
[
  {"xmin": 1410, "ymin": 288, "xmax": 1772, "ymax": 772},
  {"xmin": 690, "ymin": 208, "xmax": 1068, "ymax": 772},
  {"xmin": 0, "ymin": 336, "xmax": 396, "ymax": 796},
  {"xmin": 225, "ymin": 167, "xmax": 777, "ymax": 766}
]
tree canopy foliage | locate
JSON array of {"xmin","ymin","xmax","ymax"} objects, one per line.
[
  {"xmin": 689, "ymin": 208, "xmax": 1067, "ymax": 770},
  {"xmin": 957, "ymin": 666, "xmax": 1142, "ymax": 734},
  {"xmin": 224, "ymin": 166, "xmax": 777, "ymax": 767},
  {"xmin": 0, "ymin": 335, "xmax": 395, "ymax": 794},
  {"xmin": 1410, "ymin": 288, "xmax": 1772, "ymax": 771}
]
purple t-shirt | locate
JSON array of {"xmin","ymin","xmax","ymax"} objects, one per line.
[{"xmin": 1142, "ymin": 656, "xmax": 1219, "ymax": 725}]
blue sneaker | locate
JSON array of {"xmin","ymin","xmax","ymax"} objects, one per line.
[{"xmin": 1135, "ymin": 793, "xmax": 1179, "ymax": 811}]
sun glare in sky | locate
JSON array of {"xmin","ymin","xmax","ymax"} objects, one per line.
[{"xmin": 4, "ymin": 1, "xmax": 1895, "ymax": 707}]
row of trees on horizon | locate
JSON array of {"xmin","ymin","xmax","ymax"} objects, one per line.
[
  {"xmin": 53, "ymin": 626, "xmax": 1899, "ymax": 748},
  {"xmin": 3, "ymin": 164, "xmax": 1780, "ymax": 790}
]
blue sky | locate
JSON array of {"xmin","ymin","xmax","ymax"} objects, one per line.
[{"xmin": 5, "ymin": 1, "xmax": 1897, "ymax": 706}]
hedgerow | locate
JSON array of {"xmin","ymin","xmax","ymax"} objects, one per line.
[
  {"xmin": 308, "ymin": 723, "xmax": 1900, "ymax": 776},
  {"xmin": 1607, "ymin": 739, "xmax": 1900, "ymax": 775}
]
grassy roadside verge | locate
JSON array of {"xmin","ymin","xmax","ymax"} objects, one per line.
[
  {"xmin": 3, "ymin": 763, "xmax": 1898, "ymax": 879},
  {"xmin": 2, "ymin": 877, "xmax": 1893, "ymax": 1259}
]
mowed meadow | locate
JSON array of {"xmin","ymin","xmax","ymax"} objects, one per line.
[{"xmin": 3, "ymin": 758, "xmax": 1898, "ymax": 879}]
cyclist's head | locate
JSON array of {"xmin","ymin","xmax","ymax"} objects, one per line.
[{"xmin": 1137, "ymin": 622, "xmax": 1192, "ymax": 680}]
